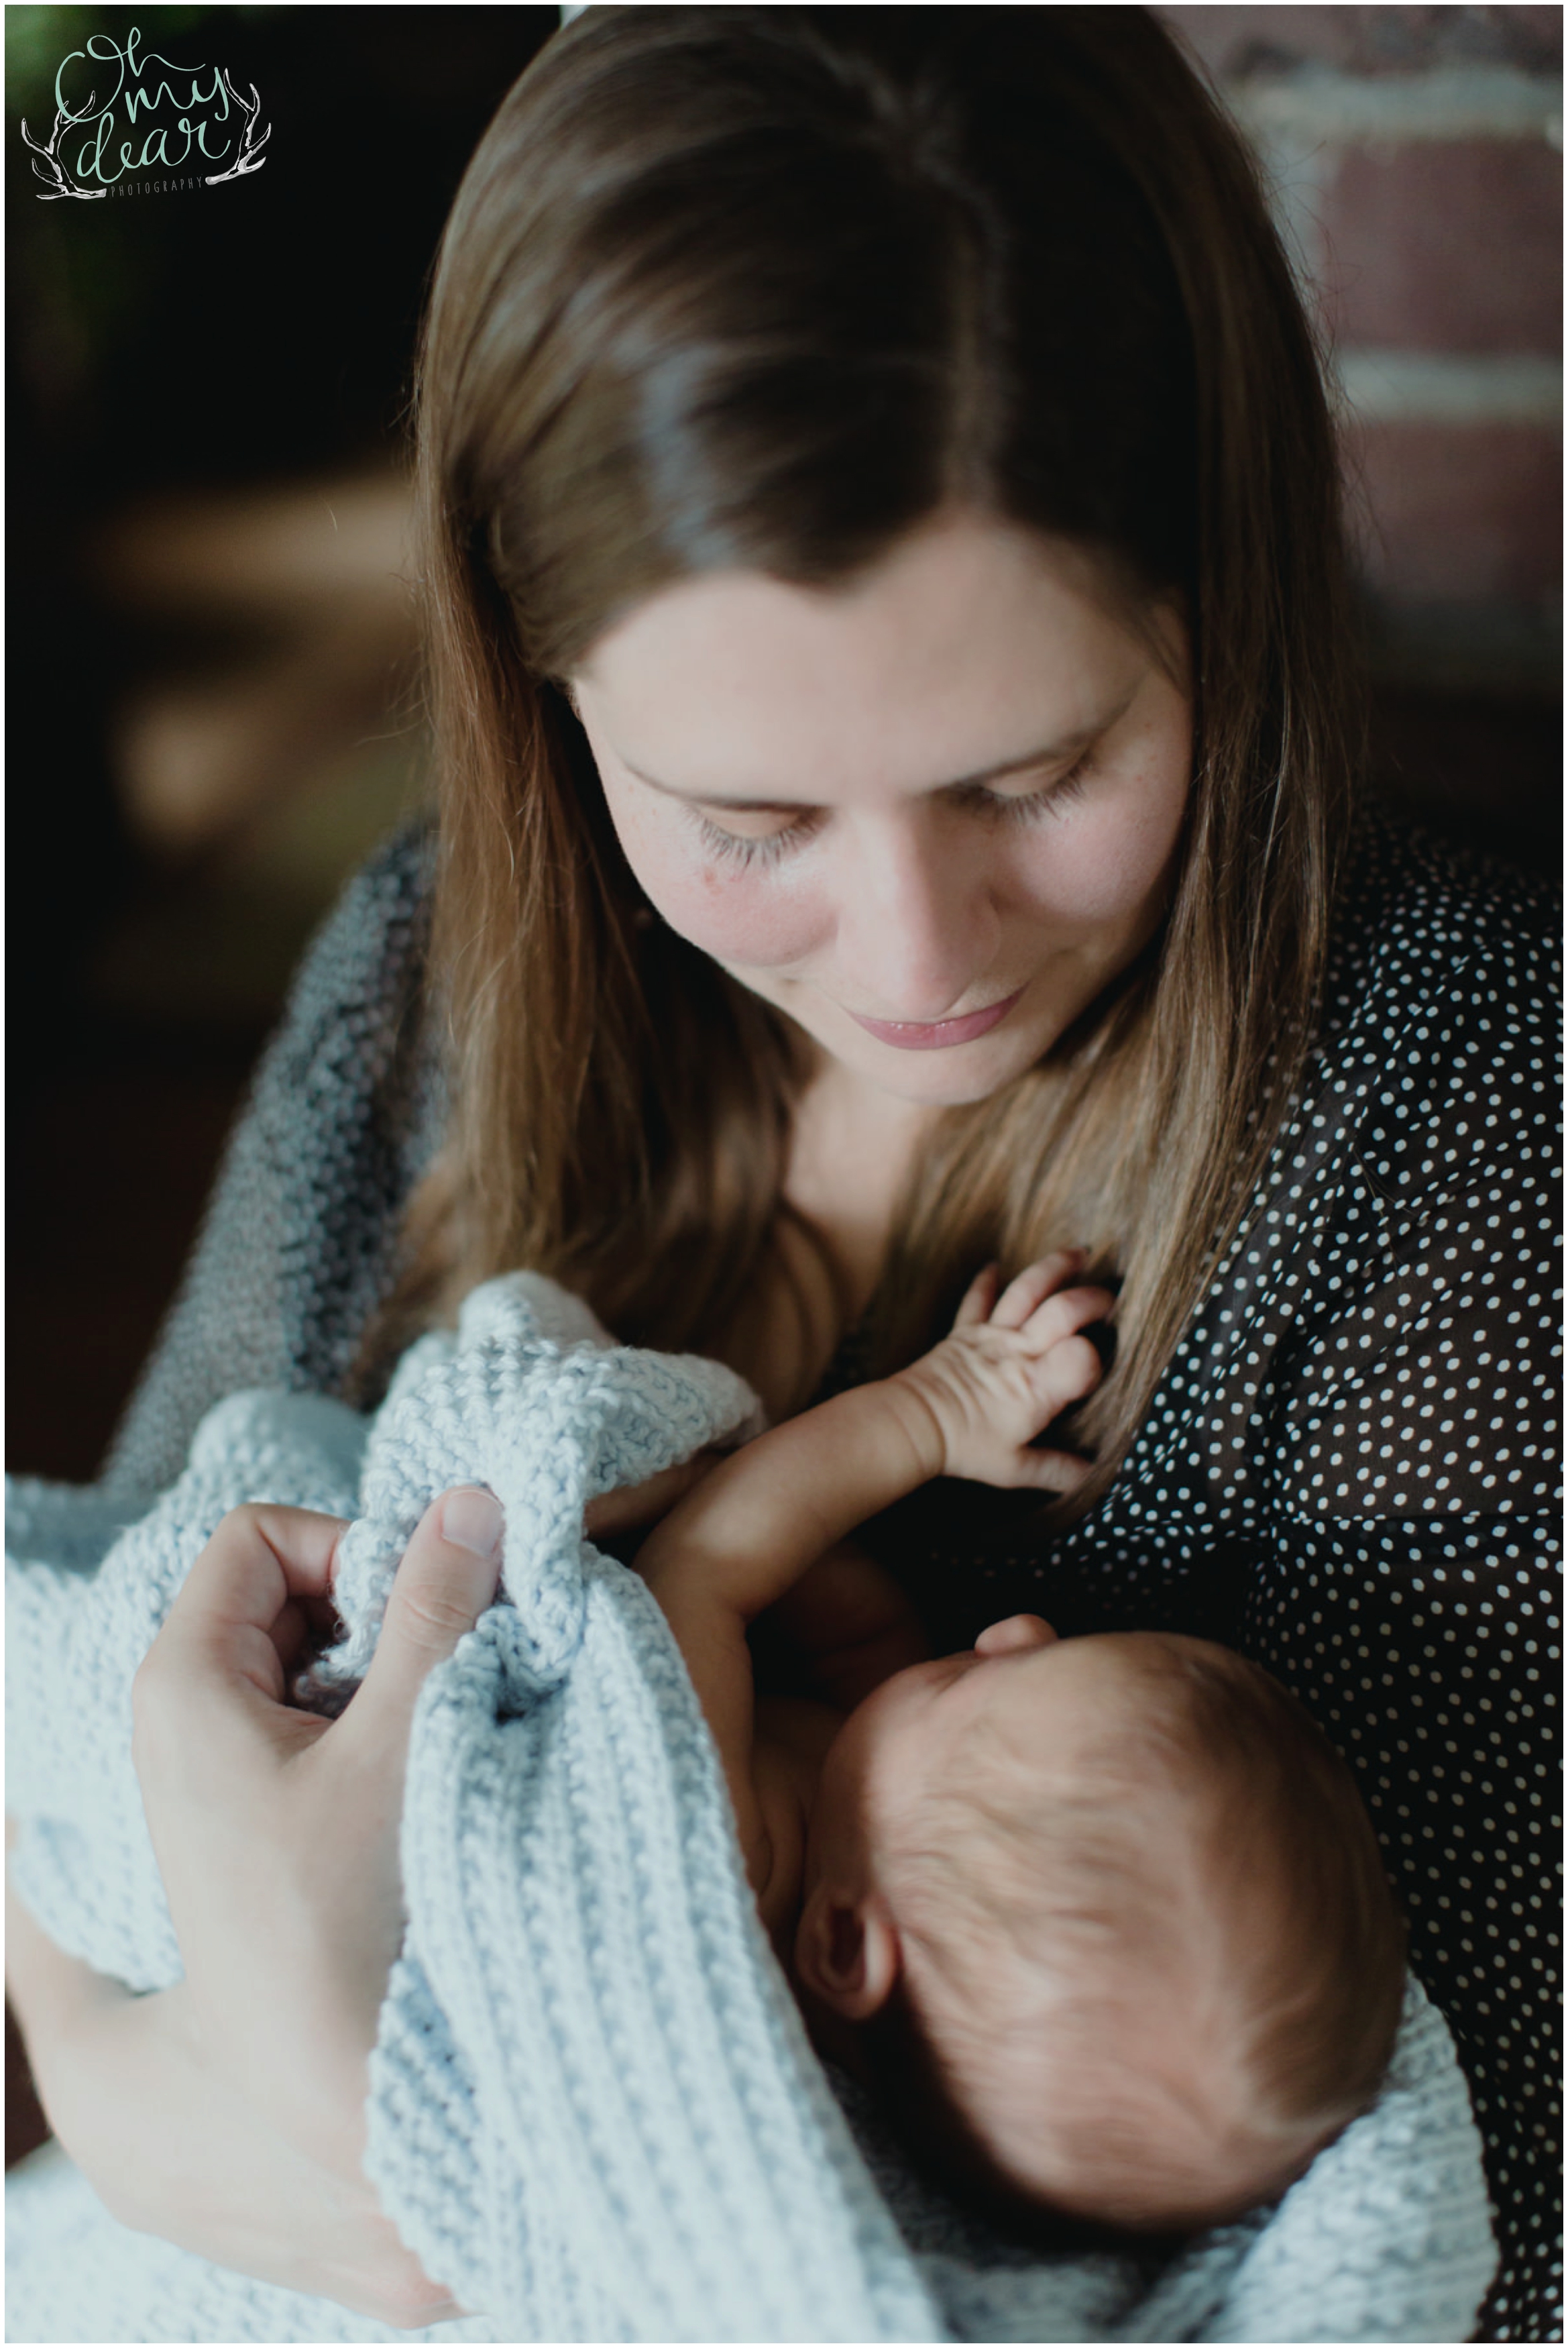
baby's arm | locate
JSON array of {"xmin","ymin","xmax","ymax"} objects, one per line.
[{"xmin": 636, "ymin": 1252, "xmax": 1111, "ymax": 1885}]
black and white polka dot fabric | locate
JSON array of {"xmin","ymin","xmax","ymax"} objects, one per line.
[
  {"xmin": 105, "ymin": 812, "xmax": 1560, "ymax": 2340},
  {"xmin": 877, "ymin": 814, "xmax": 1561, "ymax": 2341}
]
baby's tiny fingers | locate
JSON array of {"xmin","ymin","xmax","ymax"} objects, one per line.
[
  {"xmin": 1034, "ymin": 1331, "xmax": 1105, "ymax": 1415},
  {"xmin": 954, "ymin": 1263, "xmax": 1001, "ymax": 1328},
  {"xmin": 1020, "ymin": 1280, "xmax": 1115, "ymax": 1348},
  {"xmin": 990, "ymin": 1249, "xmax": 1087, "ymax": 1330},
  {"xmin": 1007, "ymin": 1445, "xmax": 1095, "ymax": 1495}
]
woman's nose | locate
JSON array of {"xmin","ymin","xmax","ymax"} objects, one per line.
[{"xmin": 830, "ymin": 815, "xmax": 998, "ymax": 1019}]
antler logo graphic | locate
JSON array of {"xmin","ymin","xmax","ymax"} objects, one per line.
[
  {"xmin": 202, "ymin": 74, "xmax": 270, "ymax": 186},
  {"xmin": 19, "ymin": 28, "xmax": 271, "ymax": 201},
  {"xmin": 20, "ymin": 88, "xmax": 109, "ymax": 201}
]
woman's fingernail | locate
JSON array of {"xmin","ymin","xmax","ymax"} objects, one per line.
[{"xmin": 439, "ymin": 1485, "xmax": 506, "ymax": 1563}]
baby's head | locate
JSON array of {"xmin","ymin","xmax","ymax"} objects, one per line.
[{"xmin": 796, "ymin": 1620, "xmax": 1405, "ymax": 2234}]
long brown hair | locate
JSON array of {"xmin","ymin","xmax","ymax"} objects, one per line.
[{"xmin": 386, "ymin": 5, "xmax": 1359, "ymax": 1512}]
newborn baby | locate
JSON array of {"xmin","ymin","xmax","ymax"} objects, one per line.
[{"xmin": 636, "ymin": 1252, "xmax": 1407, "ymax": 2235}]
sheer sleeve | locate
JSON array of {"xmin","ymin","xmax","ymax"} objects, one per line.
[
  {"xmin": 1239, "ymin": 866, "xmax": 1561, "ymax": 2341},
  {"xmin": 97, "ymin": 826, "xmax": 443, "ymax": 1507}
]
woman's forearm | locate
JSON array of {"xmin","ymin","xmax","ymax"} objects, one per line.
[
  {"xmin": 7, "ymin": 1824, "xmax": 463, "ymax": 2324},
  {"xmin": 7, "ymin": 1823, "xmax": 135, "ymax": 2139},
  {"xmin": 11, "ymin": 1943, "xmax": 413, "ymax": 2316},
  {"xmin": 7, "ymin": 1829, "xmax": 233, "ymax": 2257}
]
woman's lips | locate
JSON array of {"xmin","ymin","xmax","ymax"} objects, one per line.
[{"xmin": 848, "ymin": 986, "xmax": 1024, "ymax": 1051}]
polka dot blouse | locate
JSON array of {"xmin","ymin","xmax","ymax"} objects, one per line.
[
  {"xmin": 871, "ymin": 812, "xmax": 1561, "ymax": 2342},
  {"xmin": 105, "ymin": 810, "xmax": 1561, "ymax": 2341}
]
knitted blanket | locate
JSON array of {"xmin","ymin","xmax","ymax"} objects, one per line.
[{"xmin": 6, "ymin": 1275, "xmax": 1497, "ymax": 2344}]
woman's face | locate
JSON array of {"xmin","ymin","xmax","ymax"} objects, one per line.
[{"xmin": 571, "ymin": 509, "xmax": 1191, "ymax": 1109}]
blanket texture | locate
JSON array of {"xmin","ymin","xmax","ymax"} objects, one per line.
[{"xmin": 6, "ymin": 1275, "xmax": 1497, "ymax": 2343}]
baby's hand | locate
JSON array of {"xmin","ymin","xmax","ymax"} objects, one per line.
[{"xmin": 893, "ymin": 1252, "xmax": 1113, "ymax": 1494}]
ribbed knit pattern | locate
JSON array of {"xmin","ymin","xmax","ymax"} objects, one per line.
[{"xmin": 7, "ymin": 1275, "xmax": 1496, "ymax": 2341}]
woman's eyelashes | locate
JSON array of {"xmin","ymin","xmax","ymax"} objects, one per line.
[
  {"xmin": 969, "ymin": 753, "xmax": 1097, "ymax": 830},
  {"xmin": 687, "ymin": 753, "xmax": 1098, "ymax": 870},
  {"xmin": 690, "ymin": 806, "xmax": 824, "ymax": 870}
]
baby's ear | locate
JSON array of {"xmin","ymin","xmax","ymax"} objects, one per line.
[{"xmin": 795, "ymin": 1882, "xmax": 901, "ymax": 2021}]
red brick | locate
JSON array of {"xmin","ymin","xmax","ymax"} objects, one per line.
[
  {"xmin": 1318, "ymin": 141, "xmax": 1561, "ymax": 353},
  {"xmin": 1160, "ymin": 7, "xmax": 1371, "ymax": 78},
  {"xmin": 1342, "ymin": 417, "xmax": 1561, "ymax": 601},
  {"xmin": 1156, "ymin": 5, "xmax": 1562, "ymax": 81}
]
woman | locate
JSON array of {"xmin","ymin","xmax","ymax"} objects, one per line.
[{"xmin": 8, "ymin": 8, "xmax": 1557, "ymax": 2339}]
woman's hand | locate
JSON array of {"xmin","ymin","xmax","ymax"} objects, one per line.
[
  {"xmin": 132, "ymin": 1487, "xmax": 504, "ymax": 2184},
  {"xmin": 9, "ymin": 1485, "xmax": 505, "ymax": 2323}
]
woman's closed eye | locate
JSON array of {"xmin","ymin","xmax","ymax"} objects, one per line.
[
  {"xmin": 687, "ymin": 752, "xmax": 1098, "ymax": 871},
  {"xmin": 689, "ymin": 804, "xmax": 826, "ymax": 870},
  {"xmin": 960, "ymin": 751, "xmax": 1097, "ymax": 829}
]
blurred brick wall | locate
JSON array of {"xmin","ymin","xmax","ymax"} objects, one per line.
[{"xmin": 1157, "ymin": 5, "xmax": 1562, "ymax": 696}]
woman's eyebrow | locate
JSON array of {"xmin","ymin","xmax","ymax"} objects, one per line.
[{"xmin": 624, "ymin": 694, "xmax": 1135, "ymax": 811}]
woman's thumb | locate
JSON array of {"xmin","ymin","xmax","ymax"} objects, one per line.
[{"xmin": 345, "ymin": 1487, "xmax": 504, "ymax": 1746}]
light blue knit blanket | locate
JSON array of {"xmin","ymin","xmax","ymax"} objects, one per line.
[{"xmin": 6, "ymin": 1275, "xmax": 1496, "ymax": 2343}]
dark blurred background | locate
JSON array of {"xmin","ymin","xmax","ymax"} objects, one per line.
[
  {"xmin": 3, "ymin": 0, "xmax": 1560, "ymax": 2172},
  {"xmin": 8, "ymin": 4, "xmax": 558, "ymax": 1483}
]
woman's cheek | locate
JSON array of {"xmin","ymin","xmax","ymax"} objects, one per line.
[
  {"xmin": 617, "ymin": 814, "xmax": 824, "ymax": 969},
  {"xmin": 1010, "ymin": 673, "xmax": 1190, "ymax": 933},
  {"xmin": 1014, "ymin": 769, "xmax": 1187, "ymax": 932}
]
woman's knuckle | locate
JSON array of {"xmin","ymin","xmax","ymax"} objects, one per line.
[{"xmin": 396, "ymin": 1585, "xmax": 477, "ymax": 1645}]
